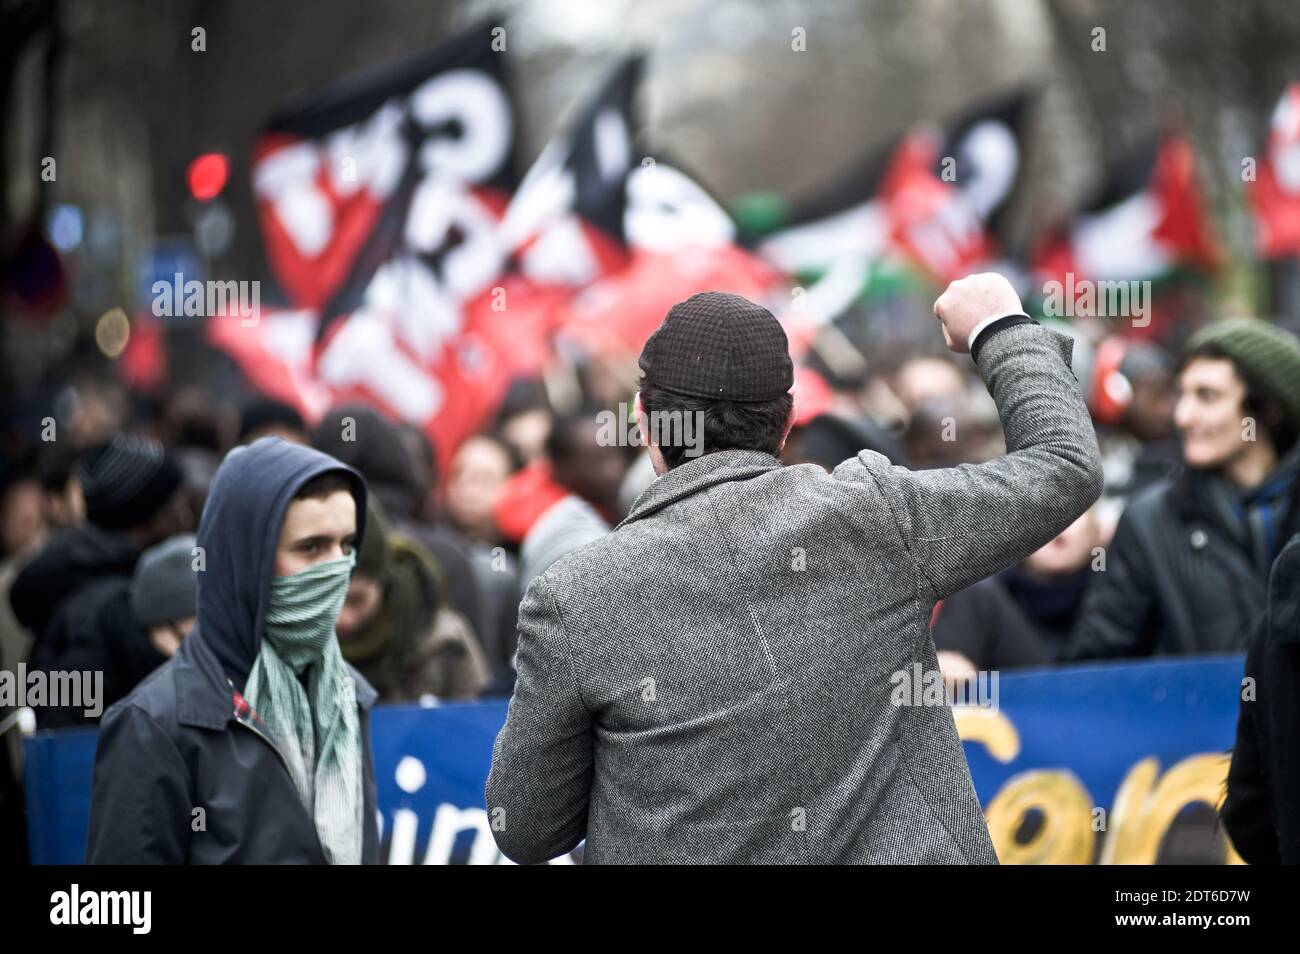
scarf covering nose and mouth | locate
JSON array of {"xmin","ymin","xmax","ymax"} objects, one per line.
[{"xmin": 245, "ymin": 552, "xmax": 363, "ymax": 865}]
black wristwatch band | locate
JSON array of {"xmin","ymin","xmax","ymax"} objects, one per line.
[{"xmin": 970, "ymin": 314, "xmax": 1040, "ymax": 362}]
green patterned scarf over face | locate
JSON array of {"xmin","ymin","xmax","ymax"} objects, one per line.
[{"xmin": 245, "ymin": 552, "xmax": 363, "ymax": 865}]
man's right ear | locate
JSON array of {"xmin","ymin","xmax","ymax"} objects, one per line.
[{"xmin": 777, "ymin": 401, "xmax": 798, "ymax": 452}]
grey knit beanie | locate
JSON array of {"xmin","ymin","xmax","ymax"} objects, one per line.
[{"xmin": 129, "ymin": 534, "xmax": 199, "ymax": 627}]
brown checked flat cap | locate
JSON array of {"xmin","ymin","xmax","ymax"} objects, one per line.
[{"xmin": 638, "ymin": 292, "xmax": 794, "ymax": 402}]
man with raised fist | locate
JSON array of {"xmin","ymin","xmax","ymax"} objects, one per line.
[{"xmin": 488, "ymin": 275, "xmax": 1103, "ymax": 864}]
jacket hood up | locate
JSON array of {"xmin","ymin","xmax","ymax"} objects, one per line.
[{"xmin": 193, "ymin": 437, "xmax": 367, "ymax": 688}]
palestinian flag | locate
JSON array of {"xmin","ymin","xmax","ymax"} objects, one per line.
[
  {"xmin": 748, "ymin": 140, "xmax": 893, "ymax": 278},
  {"xmin": 1033, "ymin": 132, "xmax": 1222, "ymax": 285},
  {"xmin": 1251, "ymin": 83, "xmax": 1300, "ymax": 259},
  {"xmin": 743, "ymin": 139, "xmax": 896, "ymax": 326}
]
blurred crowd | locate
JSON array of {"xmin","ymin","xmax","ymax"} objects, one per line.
[{"xmin": 3, "ymin": 284, "xmax": 1300, "ymax": 863}]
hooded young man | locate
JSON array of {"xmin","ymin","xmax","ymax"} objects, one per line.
[{"xmin": 86, "ymin": 438, "xmax": 379, "ymax": 864}]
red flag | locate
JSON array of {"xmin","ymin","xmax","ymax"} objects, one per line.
[
  {"xmin": 882, "ymin": 126, "xmax": 999, "ymax": 285},
  {"xmin": 1033, "ymin": 133, "xmax": 1221, "ymax": 285},
  {"xmin": 253, "ymin": 129, "xmax": 396, "ymax": 311},
  {"xmin": 252, "ymin": 22, "xmax": 519, "ymax": 310},
  {"xmin": 557, "ymin": 243, "xmax": 784, "ymax": 358},
  {"xmin": 1252, "ymin": 83, "xmax": 1300, "ymax": 259},
  {"xmin": 206, "ymin": 308, "xmax": 334, "ymax": 421}
]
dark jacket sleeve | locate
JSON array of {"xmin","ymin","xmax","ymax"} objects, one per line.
[
  {"xmin": 932, "ymin": 579, "xmax": 1049, "ymax": 671},
  {"xmin": 1062, "ymin": 500, "xmax": 1158, "ymax": 662},
  {"xmin": 1221, "ymin": 628, "xmax": 1282, "ymax": 864},
  {"xmin": 86, "ymin": 702, "xmax": 193, "ymax": 864},
  {"xmin": 485, "ymin": 575, "xmax": 593, "ymax": 864},
  {"xmin": 40, "ymin": 588, "xmax": 123, "ymax": 728},
  {"xmin": 1223, "ymin": 535, "xmax": 1300, "ymax": 864},
  {"xmin": 842, "ymin": 324, "xmax": 1104, "ymax": 601}
]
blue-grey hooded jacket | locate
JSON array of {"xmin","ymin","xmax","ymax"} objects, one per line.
[{"xmin": 85, "ymin": 438, "xmax": 381, "ymax": 864}]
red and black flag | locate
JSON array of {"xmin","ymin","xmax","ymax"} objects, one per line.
[
  {"xmin": 251, "ymin": 19, "xmax": 519, "ymax": 312},
  {"xmin": 552, "ymin": 147, "xmax": 786, "ymax": 357},
  {"xmin": 887, "ymin": 90, "xmax": 1029, "ymax": 282},
  {"xmin": 504, "ymin": 56, "xmax": 783, "ymax": 358},
  {"xmin": 746, "ymin": 90, "xmax": 1030, "ymax": 317},
  {"xmin": 218, "ymin": 20, "xmax": 523, "ymax": 471},
  {"xmin": 499, "ymin": 56, "xmax": 643, "ymax": 286}
]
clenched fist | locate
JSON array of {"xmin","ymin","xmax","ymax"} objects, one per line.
[{"xmin": 933, "ymin": 272, "xmax": 1024, "ymax": 354}]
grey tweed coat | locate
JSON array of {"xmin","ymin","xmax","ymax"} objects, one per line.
[{"xmin": 487, "ymin": 323, "xmax": 1102, "ymax": 864}]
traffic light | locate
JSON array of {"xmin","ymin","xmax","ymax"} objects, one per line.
[{"xmin": 187, "ymin": 152, "xmax": 230, "ymax": 202}]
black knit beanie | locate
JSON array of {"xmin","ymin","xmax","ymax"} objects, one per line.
[{"xmin": 79, "ymin": 434, "xmax": 183, "ymax": 531}]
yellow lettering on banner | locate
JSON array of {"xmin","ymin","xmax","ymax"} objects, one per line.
[
  {"xmin": 952, "ymin": 706, "xmax": 1020, "ymax": 763},
  {"xmin": 958, "ymin": 709, "xmax": 1245, "ymax": 864},
  {"xmin": 957, "ymin": 707, "xmax": 1093, "ymax": 863},
  {"xmin": 984, "ymin": 770, "xmax": 1096, "ymax": 865},
  {"xmin": 1101, "ymin": 754, "xmax": 1243, "ymax": 865}
]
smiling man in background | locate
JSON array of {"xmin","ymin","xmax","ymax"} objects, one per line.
[{"xmin": 1067, "ymin": 319, "xmax": 1300, "ymax": 661}]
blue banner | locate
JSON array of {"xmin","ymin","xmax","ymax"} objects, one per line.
[
  {"xmin": 24, "ymin": 655, "xmax": 1246, "ymax": 864},
  {"xmin": 960, "ymin": 655, "xmax": 1244, "ymax": 863}
]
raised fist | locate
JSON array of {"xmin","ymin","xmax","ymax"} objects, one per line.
[{"xmin": 932, "ymin": 272, "xmax": 1024, "ymax": 354}]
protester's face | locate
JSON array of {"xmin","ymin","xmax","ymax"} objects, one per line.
[
  {"xmin": 274, "ymin": 490, "xmax": 357, "ymax": 577},
  {"xmin": 46, "ymin": 474, "xmax": 85, "ymax": 529},
  {"xmin": 1024, "ymin": 509, "xmax": 1099, "ymax": 577},
  {"xmin": 148, "ymin": 616, "xmax": 195, "ymax": 658},
  {"xmin": 2, "ymin": 479, "xmax": 45, "ymax": 555},
  {"xmin": 892, "ymin": 358, "xmax": 967, "ymax": 413},
  {"xmin": 336, "ymin": 575, "xmax": 383, "ymax": 639},
  {"xmin": 552, "ymin": 419, "xmax": 628, "ymax": 510},
  {"xmin": 1125, "ymin": 372, "xmax": 1175, "ymax": 441},
  {"xmin": 1174, "ymin": 358, "xmax": 1250, "ymax": 469},
  {"xmin": 446, "ymin": 438, "xmax": 512, "ymax": 540},
  {"xmin": 501, "ymin": 409, "xmax": 551, "ymax": 464},
  {"xmin": 69, "ymin": 380, "xmax": 128, "ymax": 446}
]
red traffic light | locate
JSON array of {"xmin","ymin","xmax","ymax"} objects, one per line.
[{"xmin": 187, "ymin": 153, "xmax": 229, "ymax": 202}]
